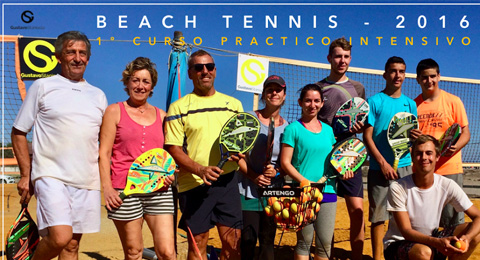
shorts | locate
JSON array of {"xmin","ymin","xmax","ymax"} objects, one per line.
[
  {"xmin": 34, "ymin": 177, "xmax": 101, "ymax": 236},
  {"xmin": 178, "ymin": 172, "xmax": 243, "ymax": 235},
  {"xmin": 337, "ymin": 168, "xmax": 364, "ymax": 198},
  {"xmin": 108, "ymin": 186, "xmax": 174, "ymax": 221},
  {"xmin": 384, "ymin": 225, "xmax": 456, "ymax": 260},
  {"xmin": 440, "ymin": 173, "xmax": 465, "ymax": 227},
  {"xmin": 368, "ymin": 166, "xmax": 412, "ymax": 223}
]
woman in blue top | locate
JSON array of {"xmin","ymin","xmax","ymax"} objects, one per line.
[
  {"xmin": 281, "ymin": 84, "xmax": 353, "ymax": 260},
  {"xmin": 237, "ymin": 75, "xmax": 289, "ymax": 260}
]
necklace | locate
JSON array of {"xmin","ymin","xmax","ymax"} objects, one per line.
[{"xmin": 126, "ymin": 101, "xmax": 148, "ymax": 113}]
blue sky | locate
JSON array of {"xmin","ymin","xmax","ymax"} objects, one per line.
[{"xmin": 2, "ymin": 1, "xmax": 479, "ymax": 111}]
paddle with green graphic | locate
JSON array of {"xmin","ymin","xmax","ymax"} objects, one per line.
[{"xmin": 217, "ymin": 112, "xmax": 260, "ymax": 169}]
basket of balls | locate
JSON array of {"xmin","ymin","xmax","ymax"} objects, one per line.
[{"xmin": 262, "ymin": 179, "xmax": 324, "ymax": 231}]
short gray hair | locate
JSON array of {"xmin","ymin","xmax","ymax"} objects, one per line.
[{"xmin": 55, "ymin": 31, "xmax": 91, "ymax": 59}]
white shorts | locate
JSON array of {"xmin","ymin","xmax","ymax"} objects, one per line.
[{"xmin": 34, "ymin": 177, "xmax": 101, "ymax": 236}]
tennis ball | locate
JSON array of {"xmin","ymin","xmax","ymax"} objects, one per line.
[
  {"xmin": 291, "ymin": 197, "xmax": 298, "ymax": 204},
  {"xmin": 300, "ymin": 179, "xmax": 311, "ymax": 188},
  {"xmin": 303, "ymin": 186, "xmax": 312, "ymax": 194},
  {"xmin": 453, "ymin": 240, "xmax": 467, "ymax": 251},
  {"xmin": 275, "ymin": 212, "xmax": 283, "ymax": 222},
  {"xmin": 268, "ymin": 197, "xmax": 277, "ymax": 206},
  {"xmin": 315, "ymin": 203, "xmax": 321, "ymax": 213},
  {"xmin": 311, "ymin": 188, "xmax": 321, "ymax": 199},
  {"xmin": 282, "ymin": 208, "xmax": 290, "ymax": 219},
  {"xmin": 283, "ymin": 198, "xmax": 291, "ymax": 209},
  {"xmin": 317, "ymin": 192, "xmax": 323, "ymax": 203},
  {"xmin": 264, "ymin": 205, "xmax": 274, "ymax": 217},
  {"xmin": 300, "ymin": 193, "xmax": 310, "ymax": 204},
  {"xmin": 290, "ymin": 202, "xmax": 298, "ymax": 214},
  {"xmin": 273, "ymin": 201, "xmax": 283, "ymax": 212}
]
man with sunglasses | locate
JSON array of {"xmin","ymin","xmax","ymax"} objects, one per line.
[{"xmin": 165, "ymin": 50, "xmax": 244, "ymax": 260}]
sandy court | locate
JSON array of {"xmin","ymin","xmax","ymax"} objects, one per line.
[{"xmin": 2, "ymin": 183, "xmax": 480, "ymax": 260}]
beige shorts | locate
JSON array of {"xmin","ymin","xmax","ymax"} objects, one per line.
[{"xmin": 34, "ymin": 177, "xmax": 100, "ymax": 236}]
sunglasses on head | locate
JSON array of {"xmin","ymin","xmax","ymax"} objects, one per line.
[{"xmin": 192, "ymin": 63, "xmax": 215, "ymax": 72}]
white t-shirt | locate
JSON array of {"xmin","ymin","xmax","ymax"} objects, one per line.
[
  {"xmin": 13, "ymin": 75, "xmax": 107, "ymax": 190},
  {"xmin": 384, "ymin": 174, "xmax": 473, "ymax": 247}
]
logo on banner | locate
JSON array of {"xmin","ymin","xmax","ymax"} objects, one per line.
[
  {"xmin": 236, "ymin": 54, "xmax": 269, "ymax": 94},
  {"xmin": 21, "ymin": 11, "xmax": 34, "ymax": 23},
  {"xmin": 19, "ymin": 38, "xmax": 61, "ymax": 80}
]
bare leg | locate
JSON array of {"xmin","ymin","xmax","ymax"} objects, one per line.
[
  {"xmin": 187, "ymin": 230, "xmax": 209, "ymax": 260},
  {"xmin": 31, "ymin": 225, "xmax": 73, "ymax": 260},
  {"xmin": 58, "ymin": 233, "xmax": 82, "ymax": 260},
  {"xmin": 113, "ymin": 217, "xmax": 145, "ymax": 260},
  {"xmin": 145, "ymin": 214, "xmax": 176, "ymax": 260},
  {"xmin": 217, "ymin": 224, "xmax": 241, "ymax": 260},
  {"xmin": 371, "ymin": 221, "xmax": 385, "ymax": 260},
  {"xmin": 345, "ymin": 195, "xmax": 365, "ymax": 260}
]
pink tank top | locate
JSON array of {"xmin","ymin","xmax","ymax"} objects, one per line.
[{"xmin": 110, "ymin": 102, "xmax": 164, "ymax": 188}]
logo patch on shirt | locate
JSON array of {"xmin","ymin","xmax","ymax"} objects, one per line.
[{"xmin": 72, "ymin": 88, "xmax": 81, "ymax": 92}]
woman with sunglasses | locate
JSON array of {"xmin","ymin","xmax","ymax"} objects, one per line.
[
  {"xmin": 281, "ymin": 84, "xmax": 353, "ymax": 260},
  {"xmin": 237, "ymin": 75, "xmax": 289, "ymax": 260},
  {"xmin": 99, "ymin": 57, "xmax": 176, "ymax": 260}
]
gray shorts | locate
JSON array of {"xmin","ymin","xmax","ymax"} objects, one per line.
[
  {"xmin": 440, "ymin": 173, "xmax": 464, "ymax": 227},
  {"xmin": 368, "ymin": 166, "xmax": 412, "ymax": 223},
  {"xmin": 107, "ymin": 186, "xmax": 174, "ymax": 221}
]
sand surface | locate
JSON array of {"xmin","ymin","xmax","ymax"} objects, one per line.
[{"xmin": 2, "ymin": 182, "xmax": 480, "ymax": 260}]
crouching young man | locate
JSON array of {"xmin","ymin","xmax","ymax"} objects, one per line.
[{"xmin": 384, "ymin": 135, "xmax": 480, "ymax": 260}]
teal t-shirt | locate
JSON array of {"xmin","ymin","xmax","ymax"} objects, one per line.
[
  {"xmin": 367, "ymin": 92, "xmax": 418, "ymax": 170},
  {"xmin": 282, "ymin": 120, "xmax": 337, "ymax": 194}
]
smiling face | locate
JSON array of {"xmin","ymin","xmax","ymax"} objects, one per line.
[
  {"xmin": 327, "ymin": 47, "xmax": 351, "ymax": 77},
  {"xmin": 188, "ymin": 54, "xmax": 216, "ymax": 96},
  {"xmin": 298, "ymin": 90, "xmax": 324, "ymax": 118},
  {"xmin": 263, "ymin": 83, "xmax": 286, "ymax": 108},
  {"xmin": 417, "ymin": 68, "xmax": 441, "ymax": 97},
  {"xmin": 412, "ymin": 141, "xmax": 440, "ymax": 176},
  {"xmin": 384, "ymin": 63, "xmax": 406, "ymax": 89},
  {"xmin": 56, "ymin": 40, "xmax": 89, "ymax": 81},
  {"xmin": 126, "ymin": 69, "xmax": 153, "ymax": 102}
]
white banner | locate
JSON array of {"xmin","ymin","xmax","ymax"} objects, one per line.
[{"xmin": 236, "ymin": 54, "xmax": 269, "ymax": 94}]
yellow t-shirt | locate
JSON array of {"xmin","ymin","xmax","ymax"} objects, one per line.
[
  {"xmin": 164, "ymin": 91, "xmax": 243, "ymax": 192},
  {"xmin": 415, "ymin": 90, "xmax": 468, "ymax": 175}
]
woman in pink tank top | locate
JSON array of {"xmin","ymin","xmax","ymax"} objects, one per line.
[{"xmin": 99, "ymin": 57, "xmax": 176, "ymax": 260}]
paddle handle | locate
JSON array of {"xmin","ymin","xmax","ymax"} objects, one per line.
[
  {"xmin": 392, "ymin": 158, "xmax": 399, "ymax": 173},
  {"xmin": 119, "ymin": 192, "xmax": 127, "ymax": 201},
  {"xmin": 217, "ymin": 158, "xmax": 229, "ymax": 169}
]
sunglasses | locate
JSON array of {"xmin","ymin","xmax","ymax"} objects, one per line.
[{"xmin": 192, "ymin": 63, "xmax": 215, "ymax": 72}]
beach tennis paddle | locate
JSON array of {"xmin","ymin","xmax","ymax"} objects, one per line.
[
  {"xmin": 120, "ymin": 148, "xmax": 176, "ymax": 200},
  {"xmin": 265, "ymin": 117, "xmax": 275, "ymax": 166},
  {"xmin": 332, "ymin": 97, "xmax": 369, "ymax": 135},
  {"xmin": 318, "ymin": 137, "xmax": 368, "ymax": 183},
  {"xmin": 387, "ymin": 112, "xmax": 418, "ymax": 172},
  {"xmin": 217, "ymin": 112, "xmax": 260, "ymax": 169},
  {"xmin": 5, "ymin": 204, "xmax": 39, "ymax": 260},
  {"xmin": 439, "ymin": 123, "xmax": 461, "ymax": 157}
]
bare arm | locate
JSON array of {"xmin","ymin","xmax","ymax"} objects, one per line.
[
  {"xmin": 364, "ymin": 125, "xmax": 398, "ymax": 180},
  {"xmin": 393, "ymin": 211, "xmax": 462, "ymax": 255},
  {"xmin": 457, "ymin": 205, "xmax": 480, "ymax": 252},
  {"xmin": 165, "ymin": 145, "xmax": 223, "ymax": 186},
  {"xmin": 11, "ymin": 128, "xmax": 33, "ymax": 204},
  {"xmin": 98, "ymin": 104, "xmax": 123, "ymax": 211},
  {"xmin": 280, "ymin": 144, "xmax": 307, "ymax": 183},
  {"xmin": 445, "ymin": 125, "xmax": 470, "ymax": 157},
  {"xmin": 237, "ymin": 159, "xmax": 273, "ymax": 187}
]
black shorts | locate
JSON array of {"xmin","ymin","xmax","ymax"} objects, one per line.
[
  {"xmin": 337, "ymin": 168, "xmax": 364, "ymax": 198},
  {"xmin": 384, "ymin": 225, "xmax": 456, "ymax": 260},
  {"xmin": 178, "ymin": 171, "xmax": 243, "ymax": 235}
]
